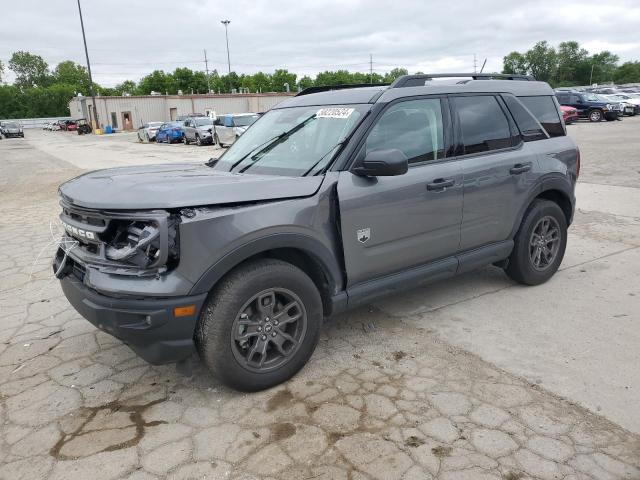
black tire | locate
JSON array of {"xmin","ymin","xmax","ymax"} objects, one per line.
[
  {"xmin": 183, "ymin": 135, "xmax": 190, "ymax": 145},
  {"xmin": 196, "ymin": 259, "xmax": 322, "ymax": 391},
  {"xmin": 196, "ymin": 134, "xmax": 202, "ymax": 146},
  {"xmin": 214, "ymin": 133, "xmax": 220, "ymax": 147},
  {"xmin": 505, "ymin": 199, "xmax": 567, "ymax": 286},
  {"xmin": 588, "ymin": 109, "xmax": 603, "ymax": 122}
]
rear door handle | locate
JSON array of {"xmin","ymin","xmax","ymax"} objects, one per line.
[
  {"xmin": 426, "ymin": 178, "xmax": 455, "ymax": 191},
  {"xmin": 509, "ymin": 163, "xmax": 532, "ymax": 175}
]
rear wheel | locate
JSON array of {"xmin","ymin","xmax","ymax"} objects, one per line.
[
  {"xmin": 589, "ymin": 109, "xmax": 603, "ymax": 122},
  {"xmin": 183, "ymin": 135, "xmax": 190, "ymax": 145},
  {"xmin": 505, "ymin": 199, "xmax": 567, "ymax": 286},
  {"xmin": 196, "ymin": 259, "xmax": 322, "ymax": 391}
]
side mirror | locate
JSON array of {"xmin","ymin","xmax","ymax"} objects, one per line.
[{"xmin": 353, "ymin": 149, "xmax": 409, "ymax": 177}]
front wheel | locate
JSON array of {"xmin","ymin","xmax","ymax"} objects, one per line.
[
  {"xmin": 196, "ymin": 259, "xmax": 322, "ymax": 391},
  {"xmin": 196, "ymin": 134, "xmax": 202, "ymax": 146},
  {"xmin": 505, "ymin": 200, "xmax": 567, "ymax": 286},
  {"xmin": 588, "ymin": 109, "xmax": 603, "ymax": 122}
]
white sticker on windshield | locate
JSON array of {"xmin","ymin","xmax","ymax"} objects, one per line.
[{"xmin": 316, "ymin": 107, "xmax": 354, "ymax": 119}]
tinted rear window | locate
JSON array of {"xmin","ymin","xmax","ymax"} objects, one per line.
[
  {"xmin": 453, "ymin": 95, "xmax": 514, "ymax": 154},
  {"xmin": 502, "ymin": 95, "xmax": 547, "ymax": 142},
  {"xmin": 518, "ymin": 96, "xmax": 564, "ymax": 137}
]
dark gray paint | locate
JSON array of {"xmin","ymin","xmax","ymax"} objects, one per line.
[{"xmin": 59, "ymin": 163, "xmax": 323, "ymax": 209}]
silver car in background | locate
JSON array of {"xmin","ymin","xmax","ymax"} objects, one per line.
[
  {"xmin": 137, "ymin": 122, "xmax": 164, "ymax": 142},
  {"xmin": 214, "ymin": 113, "xmax": 259, "ymax": 147},
  {"xmin": 183, "ymin": 117, "xmax": 215, "ymax": 146}
]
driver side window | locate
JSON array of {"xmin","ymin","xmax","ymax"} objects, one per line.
[{"xmin": 366, "ymin": 99, "xmax": 444, "ymax": 164}]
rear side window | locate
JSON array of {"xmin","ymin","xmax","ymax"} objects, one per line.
[
  {"xmin": 366, "ymin": 98, "xmax": 445, "ymax": 164},
  {"xmin": 502, "ymin": 95, "xmax": 547, "ymax": 142},
  {"xmin": 556, "ymin": 94, "xmax": 570, "ymax": 104},
  {"xmin": 518, "ymin": 96, "xmax": 564, "ymax": 137},
  {"xmin": 453, "ymin": 95, "xmax": 513, "ymax": 154}
]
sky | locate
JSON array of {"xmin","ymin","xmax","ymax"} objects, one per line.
[{"xmin": 1, "ymin": 0, "xmax": 639, "ymax": 87}]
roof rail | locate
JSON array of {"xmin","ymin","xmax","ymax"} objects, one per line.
[
  {"xmin": 390, "ymin": 73, "xmax": 536, "ymax": 88},
  {"xmin": 296, "ymin": 83, "xmax": 388, "ymax": 96}
]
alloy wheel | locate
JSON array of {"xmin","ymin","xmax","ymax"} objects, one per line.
[
  {"xmin": 230, "ymin": 288, "xmax": 307, "ymax": 373},
  {"xmin": 529, "ymin": 216, "xmax": 561, "ymax": 271}
]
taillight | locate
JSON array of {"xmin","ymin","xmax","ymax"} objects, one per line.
[{"xmin": 576, "ymin": 148, "xmax": 581, "ymax": 179}]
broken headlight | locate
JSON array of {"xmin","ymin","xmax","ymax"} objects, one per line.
[{"xmin": 105, "ymin": 217, "xmax": 179, "ymax": 270}]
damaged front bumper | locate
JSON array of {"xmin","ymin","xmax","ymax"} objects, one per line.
[
  {"xmin": 54, "ymin": 200, "xmax": 205, "ymax": 364},
  {"xmin": 57, "ymin": 268, "xmax": 207, "ymax": 364}
]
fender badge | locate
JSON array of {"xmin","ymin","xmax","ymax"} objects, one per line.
[{"xmin": 357, "ymin": 228, "xmax": 370, "ymax": 244}]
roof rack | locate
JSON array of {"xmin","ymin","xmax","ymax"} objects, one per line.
[
  {"xmin": 296, "ymin": 83, "xmax": 389, "ymax": 96},
  {"xmin": 390, "ymin": 73, "xmax": 535, "ymax": 88}
]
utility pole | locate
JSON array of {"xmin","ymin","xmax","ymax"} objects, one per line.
[
  {"xmin": 77, "ymin": 0, "xmax": 99, "ymax": 130},
  {"xmin": 204, "ymin": 49, "xmax": 211, "ymax": 93},
  {"xmin": 589, "ymin": 63, "xmax": 595, "ymax": 85},
  {"xmin": 221, "ymin": 20, "xmax": 231, "ymax": 92},
  {"xmin": 369, "ymin": 54, "xmax": 373, "ymax": 83},
  {"xmin": 473, "ymin": 54, "xmax": 477, "ymax": 74}
]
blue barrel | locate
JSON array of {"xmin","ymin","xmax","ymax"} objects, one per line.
[{"xmin": 104, "ymin": 125, "xmax": 113, "ymax": 134}]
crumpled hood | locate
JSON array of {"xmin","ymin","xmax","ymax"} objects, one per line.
[{"xmin": 59, "ymin": 163, "xmax": 324, "ymax": 210}]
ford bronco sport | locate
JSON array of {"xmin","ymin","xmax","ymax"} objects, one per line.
[{"xmin": 54, "ymin": 73, "xmax": 579, "ymax": 391}]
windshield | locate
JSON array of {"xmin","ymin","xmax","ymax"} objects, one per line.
[
  {"xmin": 233, "ymin": 115, "xmax": 259, "ymax": 127},
  {"xmin": 6, "ymin": 123, "xmax": 19, "ymax": 128},
  {"xmin": 211, "ymin": 105, "xmax": 368, "ymax": 177},
  {"xmin": 195, "ymin": 118, "xmax": 213, "ymax": 126},
  {"xmin": 149, "ymin": 122, "xmax": 163, "ymax": 127},
  {"xmin": 584, "ymin": 94, "xmax": 600, "ymax": 101}
]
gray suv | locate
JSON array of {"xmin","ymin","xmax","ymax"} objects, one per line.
[
  {"xmin": 183, "ymin": 117, "xmax": 215, "ymax": 146},
  {"xmin": 54, "ymin": 74, "xmax": 579, "ymax": 391}
]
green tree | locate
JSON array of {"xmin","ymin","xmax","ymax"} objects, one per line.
[
  {"xmin": 8, "ymin": 51, "xmax": 51, "ymax": 88},
  {"xmin": 0, "ymin": 60, "xmax": 4, "ymax": 83},
  {"xmin": 384, "ymin": 68, "xmax": 409, "ymax": 83},
  {"xmin": 53, "ymin": 60, "xmax": 91, "ymax": 93},
  {"xmin": 113, "ymin": 80, "xmax": 137, "ymax": 95},
  {"xmin": 524, "ymin": 41, "xmax": 557, "ymax": 83},
  {"xmin": 271, "ymin": 69, "xmax": 297, "ymax": 92},
  {"xmin": 137, "ymin": 70, "xmax": 171, "ymax": 94},
  {"xmin": 503, "ymin": 52, "xmax": 528, "ymax": 75},
  {"xmin": 298, "ymin": 75, "xmax": 314, "ymax": 90},
  {"xmin": 555, "ymin": 41, "xmax": 588, "ymax": 85},
  {"xmin": 613, "ymin": 61, "xmax": 640, "ymax": 84},
  {"xmin": 588, "ymin": 51, "xmax": 619, "ymax": 85}
]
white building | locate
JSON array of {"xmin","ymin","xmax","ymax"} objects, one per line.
[{"xmin": 68, "ymin": 93, "xmax": 293, "ymax": 130}]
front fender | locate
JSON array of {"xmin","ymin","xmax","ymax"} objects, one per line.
[{"xmin": 189, "ymin": 233, "xmax": 344, "ymax": 296}]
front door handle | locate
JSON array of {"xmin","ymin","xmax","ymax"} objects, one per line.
[
  {"xmin": 427, "ymin": 178, "xmax": 455, "ymax": 191},
  {"xmin": 510, "ymin": 163, "xmax": 532, "ymax": 175}
]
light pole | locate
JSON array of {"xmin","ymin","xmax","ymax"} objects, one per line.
[
  {"xmin": 77, "ymin": 0, "xmax": 99, "ymax": 130},
  {"xmin": 221, "ymin": 20, "xmax": 231, "ymax": 92}
]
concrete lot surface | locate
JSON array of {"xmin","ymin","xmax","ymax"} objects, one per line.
[{"xmin": 0, "ymin": 125, "xmax": 639, "ymax": 480}]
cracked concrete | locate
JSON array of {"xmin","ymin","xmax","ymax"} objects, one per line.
[{"xmin": 0, "ymin": 126, "xmax": 639, "ymax": 479}]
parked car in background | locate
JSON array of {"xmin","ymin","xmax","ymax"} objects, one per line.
[
  {"xmin": 137, "ymin": 122, "xmax": 164, "ymax": 142},
  {"xmin": 555, "ymin": 91, "xmax": 621, "ymax": 122},
  {"xmin": 560, "ymin": 105, "xmax": 579, "ymax": 124},
  {"xmin": 155, "ymin": 122, "xmax": 185, "ymax": 143},
  {"xmin": 214, "ymin": 113, "xmax": 260, "ymax": 147},
  {"xmin": 66, "ymin": 121, "xmax": 78, "ymax": 131},
  {"xmin": 1, "ymin": 122, "xmax": 24, "ymax": 138},
  {"xmin": 76, "ymin": 118, "xmax": 92, "ymax": 135},
  {"xmin": 176, "ymin": 114, "xmax": 205, "ymax": 122},
  {"xmin": 607, "ymin": 93, "xmax": 640, "ymax": 115},
  {"xmin": 183, "ymin": 117, "xmax": 215, "ymax": 146}
]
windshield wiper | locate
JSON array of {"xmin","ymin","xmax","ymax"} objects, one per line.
[
  {"xmin": 301, "ymin": 140, "xmax": 346, "ymax": 177},
  {"xmin": 234, "ymin": 114, "xmax": 317, "ymax": 174}
]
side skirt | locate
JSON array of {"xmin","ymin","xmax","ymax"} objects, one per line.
[{"xmin": 330, "ymin": 240, "xmax": 513, "ymax": 314}]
